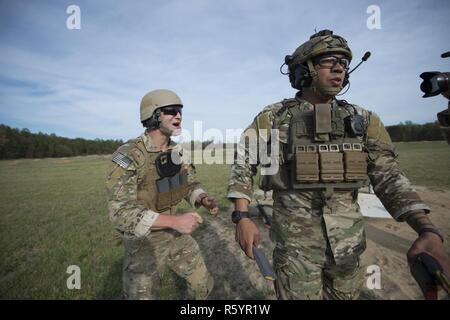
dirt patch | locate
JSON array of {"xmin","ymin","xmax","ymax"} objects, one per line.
[
  {"xmin": 193, "ymin": 209, "xmax": 276, "ymax": 299},
  {"xmin": 361, "ymin": 186, "xmax": 450, "ymax": 299},
  {"xmin": 196, "ymin": 187, "xmax": 449, "ymax": 300},
  {"xmin": 53, "ymin": 159, "xmax": 73, "ymax": 165}
]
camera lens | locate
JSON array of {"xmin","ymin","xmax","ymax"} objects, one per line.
[{"xmin": 420, "ymin": 72, "xmax": 450, "ymax": 97}]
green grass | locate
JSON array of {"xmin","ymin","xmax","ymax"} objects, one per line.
[
  {"xmin": 0, "ymin": 156, "xmax": 123, "ymax": 299},
  {"xmin": 0, "ymin": 141, "xmax": 448, "ymax": 299},
  {"xmin": 395, "ymin": 141, "xmax": 450, "ymax": 189},
  {"xmin": 0, "ymin": 155, "xmax": 232, "ymax": 299}
]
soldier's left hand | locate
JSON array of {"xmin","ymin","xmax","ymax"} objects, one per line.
[
  {"xmin": 201, "ymin": 196, "xmax": 220, "ymax": 216},
  {"xmin": 407, "ymin": 232, "xmax": 450, "ymax": 278}
]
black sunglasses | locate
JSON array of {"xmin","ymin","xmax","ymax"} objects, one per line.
[{"xmin": 160, "ymin": 105, "xmax": 183, "ymax": 116}]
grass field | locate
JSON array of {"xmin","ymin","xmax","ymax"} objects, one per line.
[
  {"xmin": 395, "ymin": 141, "xmax": 450, "ymax": 189},
  {"xmin": 0, "ymin": 141, "xmax": 449, "ymax": 299}
]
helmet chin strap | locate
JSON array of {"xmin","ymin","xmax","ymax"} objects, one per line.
[{"xmin": 307, "ymin": 59, "xmax": 318, "ymax": 84}]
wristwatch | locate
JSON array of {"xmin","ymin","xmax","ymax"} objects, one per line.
[{"xmin": 231, "ymin": 210, "xmax": 250, "ymax": 224}]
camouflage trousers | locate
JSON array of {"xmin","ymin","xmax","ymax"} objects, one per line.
[
  {"xmin": 270, "ymin": 190, "xmax": 367, "ymax": 300},
  {"xmin": 122, "ymin": 230, "xmax": 214, "ymax": 300}
]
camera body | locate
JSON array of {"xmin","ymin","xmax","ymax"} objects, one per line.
[
  {"xmin": 420, "ymin": 71, "xmax": 450, "ymax": 98},
  {"xmin": 420, "ymin": 51, "xmax": 450, "ymax": 145}
]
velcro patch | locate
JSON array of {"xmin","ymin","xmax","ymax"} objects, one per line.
[{"xmin": 112, "ymin": 152, "xmax": 132, "ymax": 169}]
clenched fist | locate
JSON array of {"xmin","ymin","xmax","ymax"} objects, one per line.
[
  {"xmin": 200, "ymin": 194, "xmax": 220, "ymax": 216},
  {"xmin": 173, "ymin": 212, "xmax": 203, "ymax": 235}
]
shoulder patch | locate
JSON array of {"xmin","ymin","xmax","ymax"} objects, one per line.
[{"xmin": 112, "ymin": 152, "xmax": 132, "ymax": 169}]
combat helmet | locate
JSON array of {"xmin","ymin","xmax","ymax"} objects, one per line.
[
  {"xmin": 140, "ymin": 89, "xmax": 183, "ymax": 123},
  {"xmin": 284, "ymin": 29, "xmax": 352, "ymax": 91}
]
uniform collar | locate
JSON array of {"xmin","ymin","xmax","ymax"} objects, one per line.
[
  {"xmin": 294, "ymin": 92, "xmax": 339, "ymax": 109},
  {"xmin": 140, "ymin": 132, "xmax": 177, "ymax": 153}
]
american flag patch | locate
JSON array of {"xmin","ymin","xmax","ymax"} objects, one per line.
[{"xmin": 112, "ymin": 152, "xmax": 132, "ymax": 169}]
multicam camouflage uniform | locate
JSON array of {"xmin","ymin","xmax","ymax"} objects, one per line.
[
  {"xmin": 228, "ymin": 95, "xmax": 430, "ymax": 299},
  {"xmin": 106, "ymin": 132, "xmax": 213, "ymax": 299}
]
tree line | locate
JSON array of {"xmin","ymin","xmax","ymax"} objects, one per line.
[
  {"xmin": 0, "ymin": 121, "xmax": 445, "ymax": 159},
  {"xmin": 385, "ymin": 121, "xmax": 444, "ymax": 142},
  {"xmin": 0, "ymin": 124, "xmax": 123, "ymax": 159}
]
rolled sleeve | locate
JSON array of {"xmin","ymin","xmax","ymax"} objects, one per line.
[
  {"xmin": 189, "ymin": 187, "xmax": 207, "ymax": 208},
  {"xmin": 134, "ymin": 210, "xmax": 160, "ymax": 237},
  {"xmin": 227, "ymin": 190, "xmax": 252, "ymax": 203}
]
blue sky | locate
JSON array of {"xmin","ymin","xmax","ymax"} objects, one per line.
[{"xmin": 0, "ymin": 0, "xmax": 449, "ymax": 141}]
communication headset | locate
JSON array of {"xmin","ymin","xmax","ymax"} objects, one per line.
[
  {"xmin": 284, "ymin": 54, "xmax": 351, "ymax": 91},
  {"xmin": 142, "ymin": 109, "xmax": 162, "ymax": 129},
  {"xmin": 282, "ymin": 51, "xmax": 370, "ymax": 92}
]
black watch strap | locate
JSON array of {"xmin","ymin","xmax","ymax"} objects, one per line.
[{"xmin": 231, "ymin": 210, "xmax": 250, "ymax": 224}]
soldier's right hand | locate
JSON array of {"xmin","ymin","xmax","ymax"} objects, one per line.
[
  {"xmin": 173, "ymin": 212, "xmax": 203, "ymax": 235},
  {"xmin": 235, "ymin": 219, "xmax": 260, "ymax": 259}
]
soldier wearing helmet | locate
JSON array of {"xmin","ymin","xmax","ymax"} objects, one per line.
[
  {"xmin": 228, "ymin": 30, "xmax": 450, "ymax": 299},
  {"xmin": 106, "ymin": 89, "xmax": 219, "ymax": 299},
  {"xmin": 285, "ymin": 30, "xmax": 352, "ymax": 97}
]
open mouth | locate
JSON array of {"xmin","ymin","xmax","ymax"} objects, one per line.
[
  {"xmin": 330, "ymin": 77, "xmax": 342, "ymax": 86},
  {"xmin": 172, "ymin": 122, "xmax": 181, "ymax": 129}
]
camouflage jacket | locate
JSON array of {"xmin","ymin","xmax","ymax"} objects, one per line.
[
  {"xmin": 106, "ymin": 132, "xmax": 205, "ymax": 238},
  {"xmin": 227, "ymin": 97, "xmax": 430, "ymax": 221}
]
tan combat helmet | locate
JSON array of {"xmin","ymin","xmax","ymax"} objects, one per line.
[
  {"xmin": 288, "ymin": 29, "xmax": 352, "ymax": 68},
  {"xmin": 140, "ymin": 89, "xmax": 183, "ymax": 123},
  {"xmin": 285, "ymin": 29, "xmax": 352, "ymax": 91}
]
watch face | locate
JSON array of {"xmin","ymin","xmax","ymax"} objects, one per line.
[
  {"xmin": 231, "ymin": 211, "xmax": 241, "ymax": 224},
  {"xmin": 232, "ymin": 211, "xmax": 248, "ymax": 224}
]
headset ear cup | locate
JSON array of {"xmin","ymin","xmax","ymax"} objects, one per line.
[
  {"xmin": 147, "ymin": 110, "xmax": 161, "ymax": 129},
  {"xmin": 292, "ymin": 64, "xmax": 312, "ymax": 90}
]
